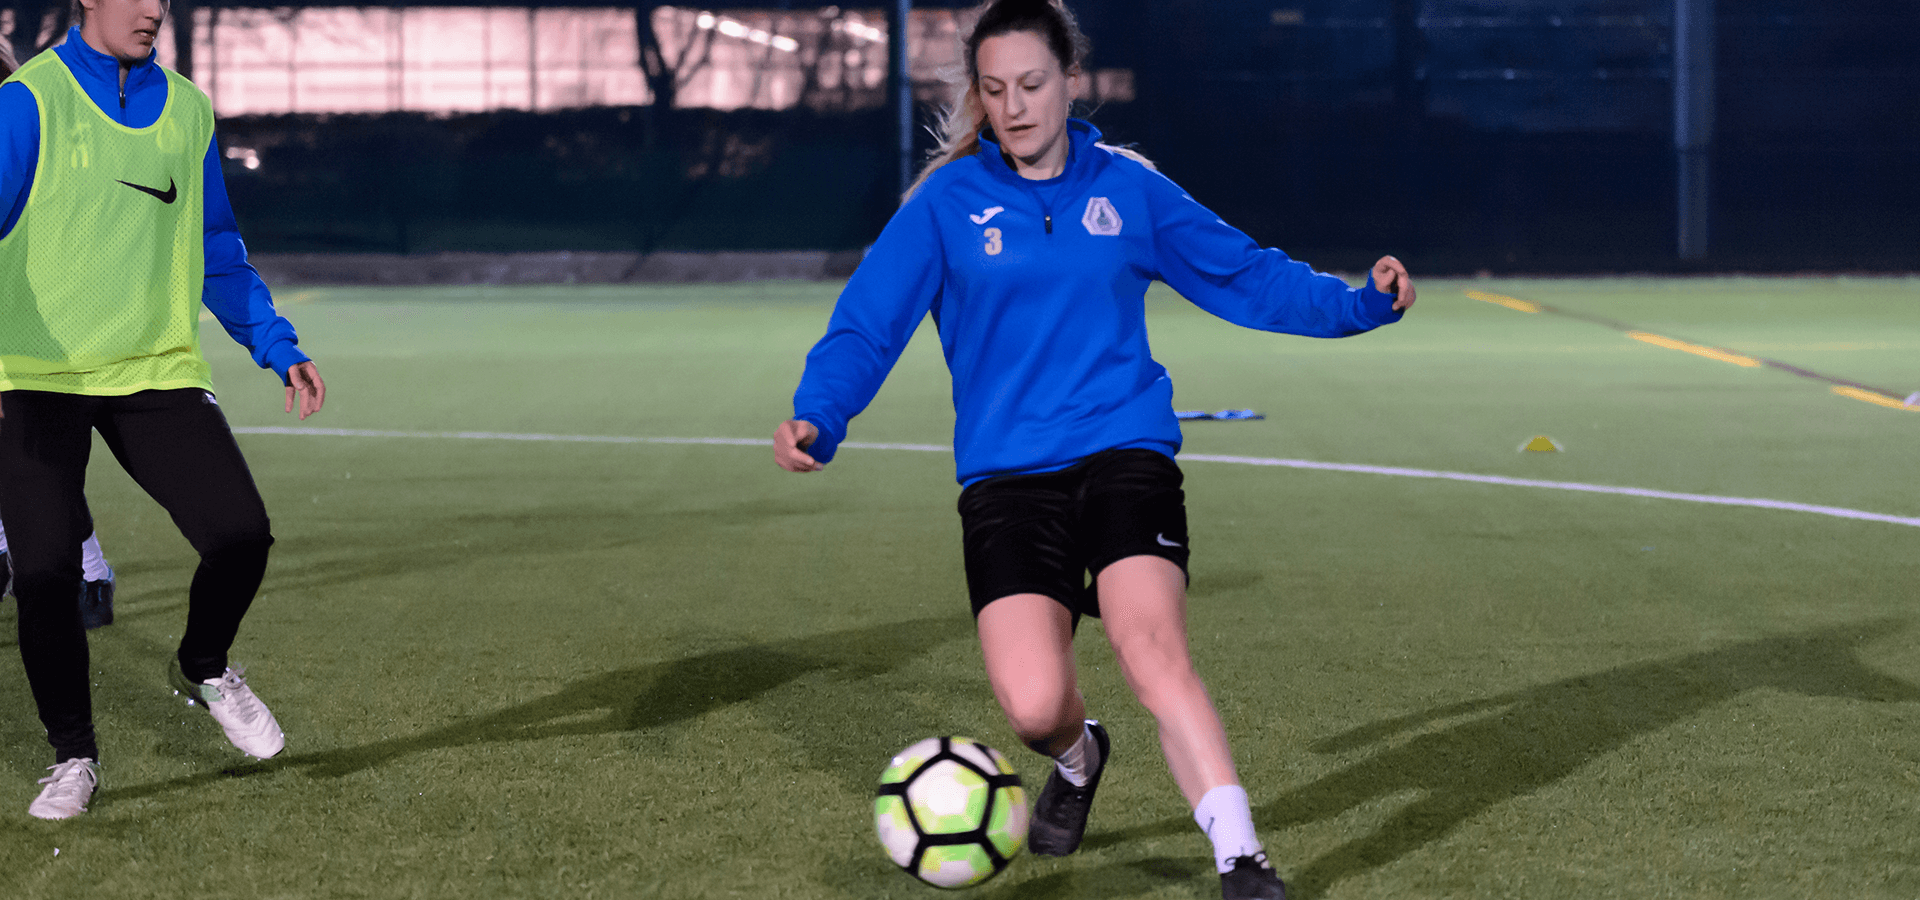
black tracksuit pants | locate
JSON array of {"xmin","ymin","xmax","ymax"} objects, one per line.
[{"xmin": 0, "ymin": 388, "xmax": 274, "ymax": 762}]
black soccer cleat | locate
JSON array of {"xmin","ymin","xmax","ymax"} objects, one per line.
[
  {"xmin": 80, "ymin": 572, "xmax": 114, "ymax": 630},
  {"xmin": 1, "ymin": 550, "xmax": 11, "ymax": 598},
  {"xmin": 1220, "ymin": 853, "xmax": 1287, "ymax": 900},
  {"xmin": 1027, "ymin": 719, "xmax": 1110, "ymax": 857}
]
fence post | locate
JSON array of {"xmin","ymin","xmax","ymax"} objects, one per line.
[
  {"xmin": 887, "ymin": 0, "xmax": 912, "ymax": 200},
  {"xmin": 1675, "ymin": 0, "xmax": 1714, "ymax": 260},
  {"xmin": 172, "ymin": 0, "xmax": 196, "ymax": 80}
]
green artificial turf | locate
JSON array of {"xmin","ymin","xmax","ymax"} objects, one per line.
[{"xmin": 0, "ymin": 277, "xmax": 1915, "ymax": 899}]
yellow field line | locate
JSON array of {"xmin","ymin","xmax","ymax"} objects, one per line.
[
  {"xmin": 1831, "ymin": 386, "xmax": 1920, "ymax": 411},
  {"xmin": 1626, "ymin": 331, "xmax": 1762, "ymax": 368},
  {"xmin": 1467, "ymin": 287, "xmax": 1913, "ymax": 414},
  {"xmin": 1464, "ymin": 290, "xmax": 1540, "ymax": 313}
]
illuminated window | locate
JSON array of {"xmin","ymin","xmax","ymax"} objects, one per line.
[
  {"xmin": 4, "ymin": 6, "xmax": 1130, "ymax": 115},
  {"xmin": 189, "ymin": 7, "xmax": 648, "ymax": 115}
]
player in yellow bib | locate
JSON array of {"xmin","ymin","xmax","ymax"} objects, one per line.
[
  {"xmin": 0, "ymin": 0, "xmax": 325, "ymax": 819},
  {"xmin": 0, "ymin": 42, "xmax": 118, "ymax": 632}
]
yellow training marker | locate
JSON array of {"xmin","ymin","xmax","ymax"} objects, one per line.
[{"xmin": 1520, "ymin": 435, "xmax": 1562, "ymax": 452}]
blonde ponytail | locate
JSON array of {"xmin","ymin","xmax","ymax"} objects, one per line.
[{"xmin": 906, "ymin": 80, "xmax": 987, "ymax": 199}]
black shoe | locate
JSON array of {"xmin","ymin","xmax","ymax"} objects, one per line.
[
  {"xmin": 79, "ymin": 572, "xmax": 114, "ymax": 630},
  {"xmin": 1027, "ymin": 720, "xmax": 1109, "ymax": 856},
  {"xmin": 1, "ymin": 550, "xmax": 11, "ymax": 598},
  {"xmin": 1220, "ymin": 854, "xmax": 1287, "ymax": 900}
]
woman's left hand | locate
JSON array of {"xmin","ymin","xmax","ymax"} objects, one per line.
[
  {"xmin": 1372, "ymin": 255, "xmax": 1417, "ymax": 312},
  {"xmin": 285, "ymin": 361, "xmax": 326, "ymax": 420}
]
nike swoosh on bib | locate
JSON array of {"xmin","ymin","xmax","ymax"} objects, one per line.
[{"xmin": 116, "ymin": 177, "xmax": 177, "ymax": 204}]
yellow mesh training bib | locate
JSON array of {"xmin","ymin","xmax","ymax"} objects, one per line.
[{"xmin": 0, "ymin": 50, "xmax": 215, "ymax": 395}]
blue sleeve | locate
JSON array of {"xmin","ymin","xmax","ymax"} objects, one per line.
[
  {"xmin": 790, "ymin": 190, "xmax": 945, "ymax": 465},
  {"xmin": 1143, "ymin": 170, "xmax": 1402, "ymax": 338},
  {"xmin": 0, "ymin": 82, "xmax": 40, "ymax": 239},
  {"xmin": 201, "ymin": 133, "xmax": 309, "ymax": 383}
]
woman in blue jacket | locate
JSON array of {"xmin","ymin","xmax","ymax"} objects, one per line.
[{"xmin": 775, "ymin": 2, "xmax": 1413, "ymax": 896}]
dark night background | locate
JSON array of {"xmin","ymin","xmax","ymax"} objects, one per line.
[{"xmin": 12, "ymin": 0, "xmax": 1912, "ymax": 271}]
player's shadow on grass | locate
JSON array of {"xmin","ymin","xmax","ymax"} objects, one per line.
[
  {"xmin": 109, "ymin": 615, "xmax": 968, "ymax": 798},
  {"xmin": 965, "ymin": 855, "xmax": 1214, "ymax": 900},
  {"xmin": 251, "ymin": 498, "xmax": 853, "ymax": 596},
  {"xmin": 1088, "ymin": 619, "xmax": 1919, "ymax": 900}
]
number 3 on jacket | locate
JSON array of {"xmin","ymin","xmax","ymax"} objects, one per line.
[{"xmin": 984, "ymin": 227, "xmax": 1003, "ymax": 256}]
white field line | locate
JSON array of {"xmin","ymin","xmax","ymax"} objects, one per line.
[
  {"xmin": 230, "ymin": 427, "xmax": 1920, "ymax": 529},
  {"xmin": 1179, "ymin": 454, "xmax": 1920, "ymax": 529},
  {"xmin": 231, "ymin": 426, "xmax": 951, "ymax": 453}
]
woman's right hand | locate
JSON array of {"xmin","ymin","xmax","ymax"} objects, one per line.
[
  {"xmin": 1372, "ymin": 255, "xmax": 1417, "ymax": 312},
  {"xmin": 775, "ymin": 419, "xmax": 824, "ymax": 472}
]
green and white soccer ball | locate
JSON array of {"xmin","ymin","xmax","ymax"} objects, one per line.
[{"xmin": 874, "ymin": 736, "xmax": 1028, "ymax": 889}]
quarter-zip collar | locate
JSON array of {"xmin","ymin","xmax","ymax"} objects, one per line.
[
  {"xmin": 54, "ymin": 25, "xmax": 165, "ymax": 126},
  {"xmin": 975, "ymin": 118, "xmax": 1104, "ymax": 187},
  {"xmin": 976, "ymin": 119, "xmax": 1106, "ymax": 234}
]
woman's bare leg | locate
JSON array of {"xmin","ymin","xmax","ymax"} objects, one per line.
[
  {"xmin": 1098, "ymin": 554, "xmax": 1284, "ymax": 895},
  {"xmin": 1096, "ymin": 554, "xmax": 1237, "ymax": 805},
  {"xmin": 976, "ymin": 593, "xmax": 1084, "ymax": 755}
]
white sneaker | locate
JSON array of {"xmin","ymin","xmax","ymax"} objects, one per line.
[
  {"xmin": 170, "ymin": 665, "xmax": 286, "ymax": 759},
  {"xmin": 28, "ymin": 758, "xmax": 98, "ymax": 820}
]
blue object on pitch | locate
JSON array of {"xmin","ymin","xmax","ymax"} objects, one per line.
[{"xmin": 1175, "ymin": 409, "xmax": 1265, "ymax": 421}]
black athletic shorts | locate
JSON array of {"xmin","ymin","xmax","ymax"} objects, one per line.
[{"xmin": 958, "ymin": 448, "xmax": 1190, "ymax": 620}]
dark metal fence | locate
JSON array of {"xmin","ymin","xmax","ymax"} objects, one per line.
[{"xmin": 15, "ymin": 0, "xmax": 1907, "ymax": 271}]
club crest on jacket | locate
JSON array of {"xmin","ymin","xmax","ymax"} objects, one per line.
[{"xmin": 1082, "ymin": 197, "xmax": 1122, "ymax": 236}]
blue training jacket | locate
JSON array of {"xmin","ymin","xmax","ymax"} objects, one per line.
[
  {"xmin": 792, "ymin": 120, "xmax": 1404, "ymax": 486},
  {"xmin": 0, "ymin": 28, "xmax": 308, "ymax": 383}
]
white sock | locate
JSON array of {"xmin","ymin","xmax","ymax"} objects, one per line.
[
  {"xmin": 1194, "ymin": 784, "xmax": 1263, "ymax": 874},
  {"xmin": 0, "ymin": 516, "xmax": 8, "ymax": 553},
  {"xmin": 80, "ymin": 533, "xmax": 112, "ymax": 583},
  {"xmin": 1052, "ymin": 721, "xmax": 1098, "ymax": 787}
]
